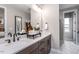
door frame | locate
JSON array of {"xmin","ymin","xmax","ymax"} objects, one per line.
[{"xmin": 63, "ymin": 9, "xmax": 78, "ymax": 44}]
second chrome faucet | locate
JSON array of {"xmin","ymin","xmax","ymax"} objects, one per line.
[{"xmin": 6, "ymin": 33, "xmax": 20, "ymax": 43}]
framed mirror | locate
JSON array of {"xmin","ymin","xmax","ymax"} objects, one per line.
[
  {"xmin": 15, "ymin": 16, "xmax": 22, "ymax": 34},
  {"xmin": 0, "ymin": 7, "xmax": 6, "ymax": 38}
]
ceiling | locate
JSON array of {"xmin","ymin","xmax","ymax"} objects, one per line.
[
  {"xmin": 59, "ymin": 4, "xmax": 79, "ymax": 10},
  {"xmin": 4, "ymin": 4, "xmax": 79, "ymax": 13},
  {"xmin": 3, "ymin": 4, "xmax": 44, "ymax": 14},
  {"xmin": 8, "ymin": 4, "xmax": 32, "ymax": 13},
  {"xmin": 9, "ymin": 4, "xmax": 44, "ymax": 13}
]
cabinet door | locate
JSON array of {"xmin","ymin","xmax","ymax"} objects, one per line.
[
  {"xmin": 38, "ymin": 38, "xmax": 48, "ymax": 54},
  {"xmin": 17, "ymin": 42, "xmax": 39, "ymax": 54},
  {"xmin": 30, "ymin": 48, "xmax": 39, "ymax": 54},
  {"xmin": 47, "ymin": 35, "xmax": 51, "ymax": 53},
  {"xmin": 38, "ymin": 35, "xmax": 51, "ymax": 54}
]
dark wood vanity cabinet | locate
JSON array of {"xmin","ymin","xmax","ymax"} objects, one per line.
[
  {"xmin": 38, "ymin": 36, "xmax": 49, "ymax": 54},
  {"xmin": 17, "ymin": 42, "xmax": 39, "ymax": 54},
  {"xmin": 17, "ymin": 35, "xmax": 51, "ymax": 54}
]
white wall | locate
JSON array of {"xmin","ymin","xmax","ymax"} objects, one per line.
[
  {"xmin": 31, "ymin": 4, "xmax": 59, "ymax": 49},
  {"xmin": 0, "ymin": 4, "xmax": 30, "ymax": 34},
  {"xmin": 42, "ymin": 4, "xmax": 59, "ymax": 48}
]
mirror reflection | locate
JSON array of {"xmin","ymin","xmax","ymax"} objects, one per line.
[
  {"xmin": 0, "ymin": 4, "xmax": 45, "ymax": 40},
  {"xmin": 0, "ymin": 7, "xmax": 5, "ymax": 38},
  {"xmin": 15, "ymin": 16, "xmax": 22, "ymax": 34}
]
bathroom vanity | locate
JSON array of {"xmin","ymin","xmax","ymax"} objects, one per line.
[
  {"xmin": 0, "ymin": 31, "xmax": 51, "ymax": 54},
  {"xmin": 17, "ymin": 34, "xmax": 51, "ymax": 54}
]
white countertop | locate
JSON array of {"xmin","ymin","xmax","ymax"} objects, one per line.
[{"xmin": 0, "ymin": 31, "xmax": 51, "ymax": 54}]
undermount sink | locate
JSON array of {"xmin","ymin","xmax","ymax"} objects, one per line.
[{"xmin": 0, "ymin": 37, "xmax": 34, "ymax": 54}]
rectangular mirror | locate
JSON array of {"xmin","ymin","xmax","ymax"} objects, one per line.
[
  {"xmin": 15, "ymin": 16, "xmax": 22, "ymax": 34},
  {"xmin": 0, "ymin": 7, "xmax": 5, "ymax": 38}
]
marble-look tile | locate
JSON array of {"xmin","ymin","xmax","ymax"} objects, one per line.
[{"xmin": 50, "ymin": 40, "xmax": 79, "ymax": 54}]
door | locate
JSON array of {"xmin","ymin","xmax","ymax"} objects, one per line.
[{"xmin": 73, "ymin": 12, "xmax": 77, "ymax": 43}]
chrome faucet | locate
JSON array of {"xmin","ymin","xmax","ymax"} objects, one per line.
[
  {"xmin": 8, "ymin": 32, "xmax": 12, "ymax": 37},
  {"xmin": 5, "ymin": 39, "xmax": 11, "ymax": 43},
  {"xmin": 13, "ymin": 33, "xmax": 20, "ymax": 42},
  {"xmin": 13, "ymin": 33, "xmax": 17, "ymax": 42},
  {"xmin": 5, "ymin": 33, "xmax": 20, "ymax": 43},
  {"xmin": 5, "ymin": 32, "xmax": 12, "ymax": 43}
]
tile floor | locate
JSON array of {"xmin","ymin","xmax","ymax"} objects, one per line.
[{"xmin": 50, "ymin": 40, "xmax": 79, "ymax": 54}]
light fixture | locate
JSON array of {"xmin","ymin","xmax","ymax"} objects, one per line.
[{"xmin": 32, "ymin": 4, "xmax": 42, "ymax": 13}]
